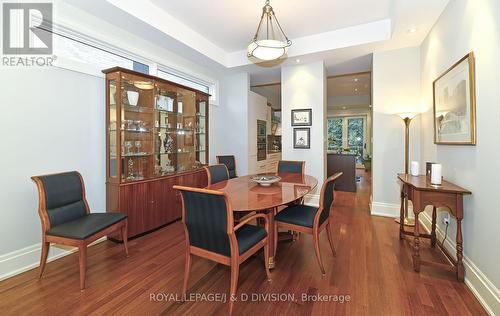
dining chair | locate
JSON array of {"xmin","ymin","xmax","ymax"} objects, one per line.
[
  {"xmin": 174, "ymin": 185, "xmax": 271, "ymax": 315},
  {"xmin": 277, "ymin": 160, "xmax": 305, "ymax": 176},
  {"xmin": 204, "ymin": 164, "xmax": 230, "ymax": 185},
  {"xmin": 274, "ymin": 172, "xmax": 343, "ymax": 275},
  {"xmin": 31, "ymin": 171, "xmax": 128, "ymax": 290},
  {"xmin": 216, "ymin": 155, "xmax": 237, "ymax": 179}
]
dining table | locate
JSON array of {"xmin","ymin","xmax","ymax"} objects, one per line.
[{"xmin": 209, "ymin": 173, "xmax": 318, "ymax": 268}]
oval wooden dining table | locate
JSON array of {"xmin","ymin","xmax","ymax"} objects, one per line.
[{"xmin": 209, "ymin": 173, "xmax": 318, "ymax": 268}]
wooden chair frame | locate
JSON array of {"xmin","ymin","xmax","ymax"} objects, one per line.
[
  {"xmin": 174, "ymin": 185, "xmax": 271, "ymax": 315},
  {"xmin": 274, "ymin": 172, "xmax": 343, "ymax": 275},
  {"xmin": 204, "ymin": 164, "xmax": 230, "ymax": 186},
  {"xmin": 31, "ymin": 171, "xmax": 128, "ymax": 290},
  {"xmin": 216, "ymin": 155, "xmax": 237, "ymax": 178},
  {"xmin": 276, "ymin": 160, "xmax": 305, "ymax": 177}
]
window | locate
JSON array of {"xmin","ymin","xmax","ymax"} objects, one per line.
[
  {"xmin": 53, "ymin": 31, "xmax": 149, "ymax": 74},
  {"xmin": 157, "ymin": 68, "xmax": 218, "ymax": 105},
  {"xmin": 157, "ymin": 69, "xmax": 209, "ymax": 94},
  {"xmin": 328, "ymin": 116, "xmax": 366, "ymax": 165},
  {"xmin": 327, "ymin": 118, "xmax": 343, "ymax": 151}
]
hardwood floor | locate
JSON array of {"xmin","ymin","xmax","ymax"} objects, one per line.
[{"xmin": 0, "ymin": 171, "xmax": 486, "ymax": 315}]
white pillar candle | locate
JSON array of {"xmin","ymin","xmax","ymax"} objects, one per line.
[
  {"xmin": 410, "ymin": 161, "xmax": 419, "ymax": 176},
  {"xmin": 431, "ymin": 164, "xmax": 442, "ymax": 185}
]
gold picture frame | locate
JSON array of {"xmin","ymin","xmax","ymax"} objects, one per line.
[{"xmin": 433, "ymin": 52, "xmax": 476, "ymax": 145}]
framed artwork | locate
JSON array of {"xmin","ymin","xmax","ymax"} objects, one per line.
[
  {"xmin": 291, "ymin": 109, "xmax": 312, "ymax": 126},
  {"xmin": 293, "ymin": 128, "xmax": 310, "ymax": 149},
  {"xmin": 433, "ymin": 52, "xmax": 476, "ymax": 145}
]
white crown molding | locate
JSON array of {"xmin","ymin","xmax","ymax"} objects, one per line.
[{"xmin": 105, "ymin": 0, "xmax": 392, "ymax": 69}]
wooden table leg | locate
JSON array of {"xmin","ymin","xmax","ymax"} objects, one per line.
[
  {"xmin": 399, "ymin": 187, "xmax": 405, "ymax": 239},
  {"xmin": 266, "ymin": 210, "xmax": 276, "ymax": 269},
  {"xmin": 431, "ymin": 206, "xmax": 437, "ymax": 247},
  {"xmin": 413, "ymin": 212, "xmax": 421, "ymax": 272},
  {"xmin": 456, "ymin": 217, "xmax": 465, "ymax": 281}
]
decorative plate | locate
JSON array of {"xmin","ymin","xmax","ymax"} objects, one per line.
[{"xmin": 251, "ymin": 175, "xmax": 281, "ymax": 187}]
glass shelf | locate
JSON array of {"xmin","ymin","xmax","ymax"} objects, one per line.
[
  {"xmin": 122, "ymin": 104, "xmax": 154, "ymax": 113},
  {"xmin": 120, "ymin": 152, "xmax": 153, "ymax": 157}
]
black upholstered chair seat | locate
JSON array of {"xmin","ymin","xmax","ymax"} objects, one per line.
[
  {"xmin": 47, "ymin": 213, "xmax": 127, "ymax": 240},
  {"xmin": 275, "ymin": 204, "xmax": 326, "ymax": 228},
  {"xmin": 235, "ymin": 224, "xmax": 267, "ymax": 255}
]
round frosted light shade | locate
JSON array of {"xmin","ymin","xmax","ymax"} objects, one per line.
[{"xmin": 248, "ymin": 40, "xmax": 288, "ymax": 61}]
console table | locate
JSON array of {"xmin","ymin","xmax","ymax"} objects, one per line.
[{"xmin": 397, "ymin": 174, "xmax": 471, "ymax": 281}]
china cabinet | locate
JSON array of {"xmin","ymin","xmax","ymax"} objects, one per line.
[{"xmin": 103, "ymin": 67, "xmax": 209, "ymax": 240}]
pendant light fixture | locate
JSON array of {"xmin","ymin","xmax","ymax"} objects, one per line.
[{"xmin": 247, "ymin": 0, "xmax": 291, "ymax": 61}]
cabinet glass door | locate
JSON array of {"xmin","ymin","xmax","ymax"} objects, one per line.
[
  {"xmin": 120, "ymin": 72, "xmax": 155, "ymax": 181},
  {"xmin": 196, "ymin": 95, "xmax": 208, "ymax": 165},
  {"xmin": 108, "ymin": 78, "xmax": 118, "ymax": 178},
  {"xmin": 155, "ymin": 81, "xmax": 178, "ymax": 175},
  {"xmin": 175, "ymin": 89, "xmax": 196, "ymax": 172}
]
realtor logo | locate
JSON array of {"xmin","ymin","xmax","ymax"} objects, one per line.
[{"xmin": 2, "ymin": 2, "xmax": 53, "ymax": 54}]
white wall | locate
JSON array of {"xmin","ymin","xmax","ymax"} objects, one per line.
[
  {"xmin": 210, "ymin": 72, "xmax": 250, "ymax": 175},
  {"xmin": 372, "ymin": 47, "xmax": 421, "ymax": 215},
  {"xmin": 419, "ymin": 0, "xmax": 500, "ymax": 313},
  {"xmin": 0, "ymin": 4, "xmax": 224, "ymax": 280},
  {"xmin": 281, "ymin": 61, "xmax": 327, "ymax": 199},
  {"xmin": 247, "ymin": 91, "xmax": 268, "ymax": 174}
]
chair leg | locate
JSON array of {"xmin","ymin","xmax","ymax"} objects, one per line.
[
  {"xmin": 326, "ymin": 222, "xmax": 336, "ymax": 256},
  {"xmin": 274, "ymin": 222, "xmax": 278, "ymax": 256},
  {"xmin": 313, "ymin": 229, "xmax": 326, "ymax": 276},
  {"xmin": 182, "ymin": 250, "xmax": 192, "ymax": 298},
  {"xmin": 121, "ymin": 221, "xmax": 129, "ymax": 257},
  {"xmin": 39, "ymin": 240, "xmax": 50, "ymax": 278},
  {"xmin": 228, "ymin": 263, "xmax": 239, "ymax": 316},
  {"xmin": 264, "ymin": 242, "xmax": 271, "ymax": 281},
  {"xmin": 78, "ymin": 243, "xmax": 87, "ymax": 290}
]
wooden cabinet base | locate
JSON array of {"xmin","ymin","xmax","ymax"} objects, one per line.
[{"xmin": 107, "ymin": 169, "xmax": 207, "ymax": 240}]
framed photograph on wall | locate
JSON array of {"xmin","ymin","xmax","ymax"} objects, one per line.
[
  {"xmin": 433, "ymin": 52, "xmax": 476, "ymax": 145},
  {"xmin": 291, "ymin": 109, "xmax": 312, "ymax": 126},
  {"xmin": 293, "ymin": 128, "xmax": 310, "ymax": 149}
]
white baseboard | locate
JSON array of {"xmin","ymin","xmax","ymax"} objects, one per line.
[
  {"xmin": 304, "ymin": 193, "xmax": 320, "ymax": 207},
  {"xmin": 0, "ymin": 237, "xmax": 107, "ymax": 282},
  {"xmin": 419, "ymin": 212, "xmax": 499, "ymax": 315},
  {"xmin": 370, "ymin": 201, "xmax": 400, "ymax": 217}
]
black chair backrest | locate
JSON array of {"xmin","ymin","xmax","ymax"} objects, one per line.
[
  {"xmin": 36, "ymin": 171, "xmax": 88, "ymax": 227},
  {"xmin": 277, "ymin": 160, "xmax": 304, "ymax": 175},
  {"xmin": 217, "ymin": 155, "xmax": 236, "ymax": 179},
  {"xmin": 318, "ymin": 173, "xmax": 342, "ymax": 224},
  {"xmin": 206, "ymin": 164, "xmax": 229, "ymax": 185},
  {"xmin": 178, "ymin": 188, "xmax": 232, "ymax": 256}
]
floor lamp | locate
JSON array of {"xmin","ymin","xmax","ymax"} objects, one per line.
[{"xmin": 395, "ymin": 112, "xmax": 419, "ymax": 226}]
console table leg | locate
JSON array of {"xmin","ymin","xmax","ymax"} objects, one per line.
[
  {"xmin": 413, "ymin": 212, "xmax": 421, "ymax": 272},
  {"xmin": 456, "ymin": 218, "xmax": 465, "ymax": 281},
  {"xmin": 399, "ymin": 188, "xmax": 405, "ymax": 239},
  {"xmin": 431, "ymin": 206, "xmax": 437, "ymax": 247}
]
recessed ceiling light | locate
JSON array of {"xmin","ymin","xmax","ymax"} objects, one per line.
[
  {"xmin": 295, "ymin": 59, "xmax": 300, "ymax": 63},
  {"xmin": 342, "ymin": 106, "xmax": 347, "ymax": 110},
  {"xmin": 354, "ymin": 88, "xmax": 358, "ymax": 92},
  {"xmin": 407, "ymin": 27, "xmax": 417, "ymax": 34},
  {"xmin": 353, "ymin": 78, "xmax": 359, "ymax": 82}
]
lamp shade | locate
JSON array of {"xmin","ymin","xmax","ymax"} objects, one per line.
[
  {"xmin": 396, "ymin": 112, "xmax": 419, "ymax": 120},
  {"xmin": 247, "ymin": 0, "xmax": 291, "ymax": 61}
]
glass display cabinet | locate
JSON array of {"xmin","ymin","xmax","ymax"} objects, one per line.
[{"xmin": 104, "ymin": 67, "xmax": 209, "ymax": 239}]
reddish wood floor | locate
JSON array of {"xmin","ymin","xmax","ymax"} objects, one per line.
[{"xmin": 0, "ymin": 171, "xmax": 486, "ymax": 315}]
